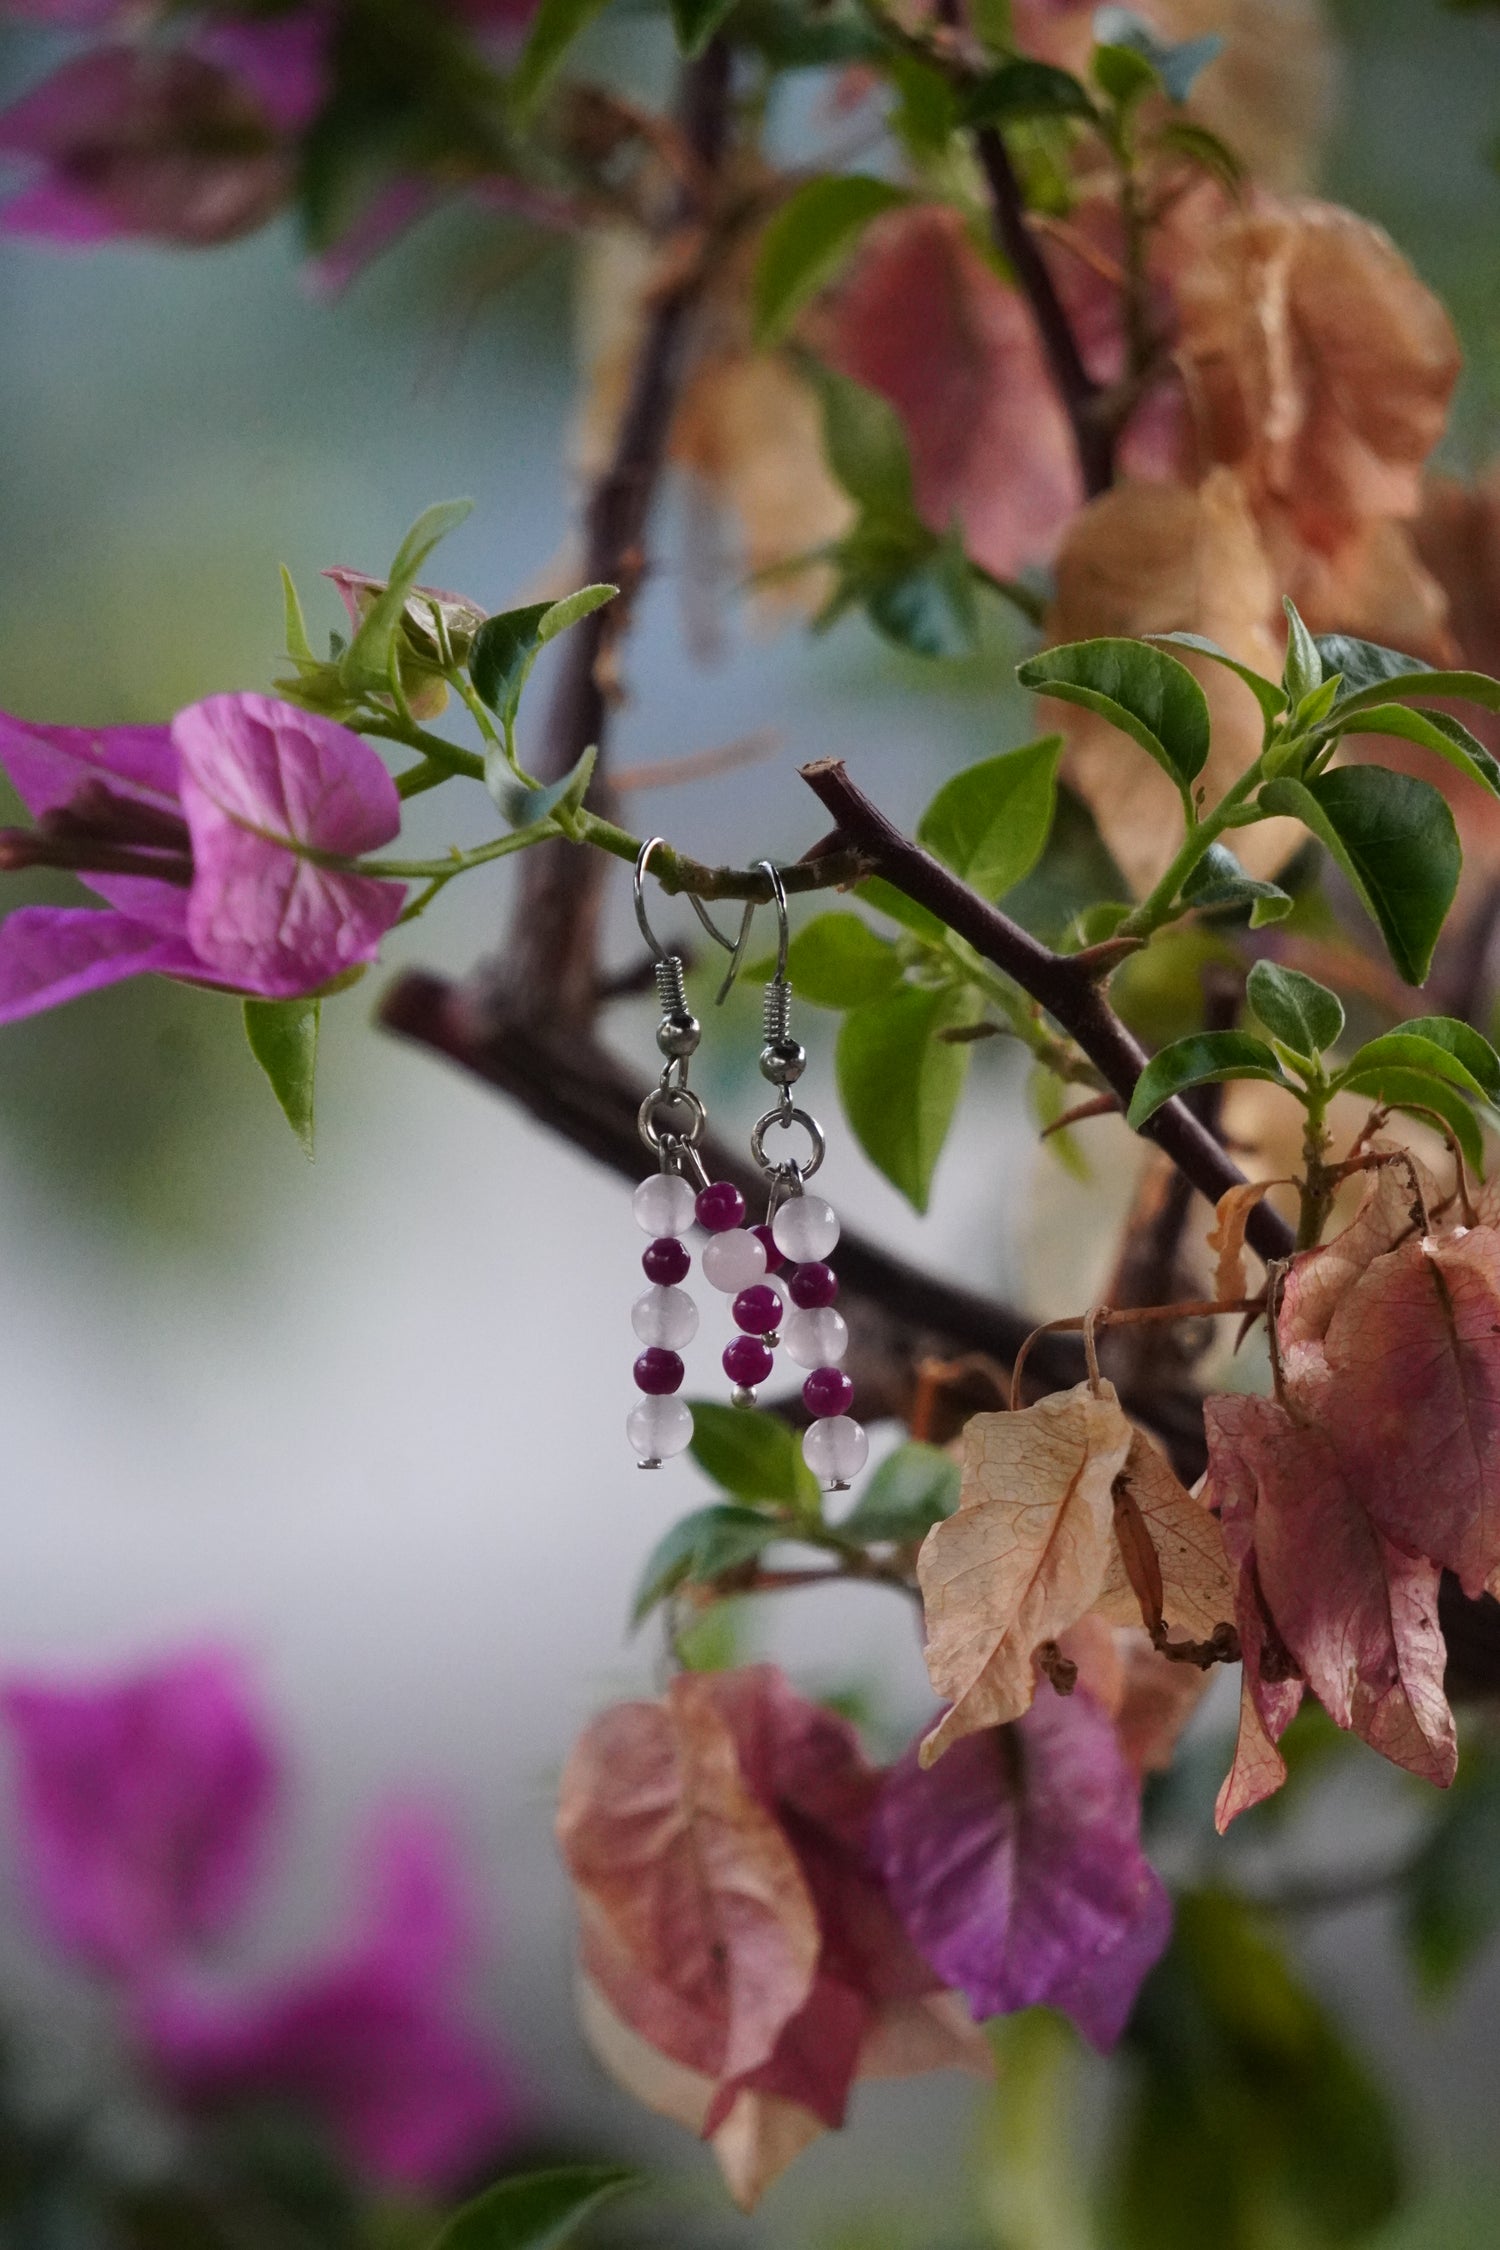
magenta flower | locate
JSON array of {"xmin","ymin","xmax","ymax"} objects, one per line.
[
  {"xmin": 873, "ymin": 1688, "xmax": 1172, "ymax": 2052},
  {"xmin": 0, "ymin": 1651, "xmax": 278, "ymax": 1979},
  {"xmin": 0, "ymin": 35, "xmax": 315, "ymax": 248},
  {"xmin": 137, "ymin": 1809, "xmax": 528, "ymax": 2194},
  {"xmin": 0, "ymin": 693, "xmax": 407, "ymax": 1020}
]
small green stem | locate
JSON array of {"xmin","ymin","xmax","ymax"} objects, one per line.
[
  {"xmin": 360, "ymin": 718, "xmax": 485, "ymax": 784},
  {"xmin": 1295, "ymin": 1084, "xmax": 1334, "ymax": 1249},
  {"xmin": 1115, "ymin": 764, "xmax": 1265, "ymax": 940}
]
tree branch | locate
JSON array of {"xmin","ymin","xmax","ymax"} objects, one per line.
[
  {"xmin": 502, "ymin": 37, "xmax": 735, "ymax": 1027},
  {"xmin": 797, "ymin": 757, "xmax": 1297, "ymax": 1266},
  {"xmin": 972, "ymin": 123, "xmax": 1113, "ymax": 500}
]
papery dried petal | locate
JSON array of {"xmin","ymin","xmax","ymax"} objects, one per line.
[{"xmin": 1093, "ymin": 1428, "xmax": 1237, "ymax": 1647}]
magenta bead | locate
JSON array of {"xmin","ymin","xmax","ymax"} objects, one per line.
[
  {"xmin": 696, "ymin": 1180, "xmax": 746, "ymax": 1233},
  {"xmin": 788, "ymin": 1262, "xmax": 838, "ymax": 1309},
  {"xmin": 750, "ymin": 1223, "xmax": 784, "ymax": 1274},
  {"xmin": 733, "ymin": 1284, "xmax": 783, "ymax": 1336},
  {"xmin": 642, "ymin": 1237, "xmax": 691, "ymax": 1286},
  {"xmin": 723, "ymin": 1335, "xmax": 774, "ymax": 1388},
  {"xmin": 634, "ymin": 1347, "xmax": 684, "ymax": 1395},
  {"xmin": 803, "ymin": 1366, "xmax": 853, "ymax": 1418}
]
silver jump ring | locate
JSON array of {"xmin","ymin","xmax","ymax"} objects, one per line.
[
  {"xmin": 637, "ymin": 1083, "xmax": 708, "ymax": 1155},
  {"xmin": 749, "ymin": 1103, "xmax": 825, "ymax": 1179}
]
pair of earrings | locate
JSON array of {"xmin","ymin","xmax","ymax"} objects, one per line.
[{"xmin": 625, "ymin": 839, "xmax": 868, "ymax": 1494}]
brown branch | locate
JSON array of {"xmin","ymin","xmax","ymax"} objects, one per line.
[
  {"xmin": 973, "ymin": 123, "xmax": 1113, "ymax": 499},
  {"xmin": 798, "ymin": 756, "xmax": 1297, "ymax": 1267},
  {"xmin": 503, "ymin": 37, "xmax": 735, "ymax": 1027}
]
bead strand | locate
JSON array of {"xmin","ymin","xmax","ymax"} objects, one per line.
[
  {"xmin": 627, "ymin": 1173, "xmax": 697, "ymax": 1466},
  {"xmin": 773, "ymin": 1192, "xmax": 868, "ymax": 1490}
]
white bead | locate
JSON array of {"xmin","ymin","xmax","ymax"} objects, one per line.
[
  {"xmin": 701, "ymin": 1228, "xmax": 767, "ymax": 1293},
  {"xmin": 631, "ymin": 1285, "xmax": 698, "ymax": 1349},
  {"xmin": 627, "ymin": 1395, "xmax": 694, "ymax": 1462},
  {"xmin": 783, "ymin": 1305, "xmax": 848, "ymax": 1368},
  {"xmin": 633, "ymin": 1173, "xmax": 697, "ymax": 1238},
  {"xmin": 803, "ymin": 1415, "xmax": 868, "ymax": 1487},
  {"xmin": 772, "ymin": 1194, "xmax": 840, "ymax": 1263}
]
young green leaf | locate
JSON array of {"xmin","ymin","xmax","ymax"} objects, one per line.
[
  {"xmin": 280, "ymin": 565, "xmax": 315, "ymax": 666},
  {"xmin": 341, "ymin": 499, "xmax": 474, "ymax": 684},
  {"xmin": 1180, "ymin": 843, "xmax": 1293, "ymax": 926},
  {"xmin": 753, "ymin": 175, "xmax": 909, "ymax": 347},
  {"xmin": 916, "ymin": 737, "xmax": 1063, "ymax": 901},
  {"xmin": 1091, "ymin": 41, "xmax": 1161, "ymax": 107},
  {"xmin": 1148, "ymin": 116, "xmax": 1244, "ymax": 193},
  {"xmin": 429, "ymin": 2166, "xmax": 642, "ymax": 2250},
  {"xmin": 781, "ymin": 913, "xmax": 903, "ymax": 1008},
  {"xmin": 688, "ymin": 1401, "xmax": 819, "ymax": 1509},
  {"xmin": 1394, "ymin": 1015, "xmax": 1500, "ymax": 1099},
  {"xmin": 489, "ymin": 744, "xmax": 597, "ymax": 830},
  {"xmin": 1150, "ymin": 631, "xmax": 1285, "ymax": 724},
  {"xmin": 1258, "ymin": 765, "xmax": 1461, "ymax": 986},
  {"xmin": 671, "ymin": 0, "xmax": 735, "ymax": 54},
  {"xmin": 1093, "ymin": 9, "xmax": 1224, "ymax": 100},
  {"xmin": 243, "ymin": 998, "xmax": 320, "ymax": 1158},
  {"xmin": 804, "ymin": 360, "xmax": 916, "ymax": 519},
  {"xmin": 1317, "ymin": 703, "xmax": 1500, "ymax": 798},
  {"xmin": 1246, "ymin": 960, "xmax": 1344, "ymax": 1059},
  {"xmin": 1333, "ymin": 1031, "xmax": 1494, "ymax": 1106},
  {"xmin": 1018, "ymin": 639, "xmax": 1211, "ymax": 791},
  {"xmin": 837, "ymin": 983, "xmax": 980, "ymax": 1211},
  {"xmin": 1315, "ymin": 632, "xmax": 1500, "ymax": 718},
  {"xmin": 509, "ymin": 0, "xmax": 613, "ymax": 118},
  {"xmin": 630, "ymin": 1503, "xmax": 785, "ymax": 1625},
  {"xmin": 839, "ymin": 1442, "xmax": 960, "ymax": 1543},
  {"xmin": 470, "ymin": 585, "xmax": 617, "ymax": 727},
  {"xmin": 960, "ymin": 58, "xmax": 1097, "ymax": 125},
  {"xmin": 1126, "ymin": 1031, "xmax": 1292, "ymax": 1130},
  {"xmin": 1281, "ymin": 597, "xmax": 1323, "ymax": 707}
]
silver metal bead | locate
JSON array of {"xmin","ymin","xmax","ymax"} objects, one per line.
[
  {"xmin": 759, "ymin": 1036, "xmax": 806, "ymax": 1085},
  {"xmin": 637, "ymin": 1457, "xmax": 662, "ymax": 1470},
  {"xmin": 657, "ymin": 1008, "xmax": 701, "ymax": 1059},
  {"xmin": 730, "ymin": 1384, "xmax": 757, "ymax": 1410}
]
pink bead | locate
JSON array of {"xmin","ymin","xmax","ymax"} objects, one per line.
[
  {"xmin": 696, "ymin": 1180, "xmax": 746, "ymax": 1233},
  {"xmin": 642, "ymin": 1237, "xmax": 691, "ymax": 1285},
  {"xmin": 750, "ymin": 1223, "xmax": 784, "ymax": 1274},
  {"xmin": 802, "ymin": 1366, "xmax": 853, "ymax": 1417},
  {"xmin": 733, "ymin": 1284, "xmax": 783, "ymax": 1336},
  {"xmin": 788, "ymin": 1262, "xmax": 838, "ymax": 1309},
  {"xmin": 723, "ymin": 1335, "xmax": 774, "ymax": 1388},
  {"xmin": 634, "ymin": 1348, "xmax": 684, "ymax": 1395}
]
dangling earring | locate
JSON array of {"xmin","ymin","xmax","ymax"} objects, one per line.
[
  {"xmin": 742, "ymin": 861, "xmax": 868, "ymax": 1492},
  {"xmin": 627, "ymin": 838, "xmax": 756, "ymax": 1468}
]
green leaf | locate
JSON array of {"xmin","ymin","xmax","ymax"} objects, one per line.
[
  {"xmin": 855, "ymin": 875, "xmax": 947, "ymax": 944},
  {"xmin": 961, "ymin": 58, "xmax": 1097, "ymax": 125},
  {"xmin": 1391, "ymin": 1014, "xmax": 1500, "ymax": 1099},
  {"xmin": 689, "ymin": 1401, "xmax": 819, "ymax": 1509},
  {"xmin": 865, "ymin": 525, "xmax": 978, "ymax": 658},
  {"xmin": 1091, "ymin": 40, "xmax": 1161, "ymax": 106},
  {"xmin": 509, "ymin": 0, "xmax": 613, "ymax": 118},
  {"xmin": 1018, "ymin": 639, "xmax": 1211, "ymax": 790},
  {"xmin": 630, "ymin": 1503, "xmax": 785, "ymax": 1625},
  {"xmin": 1258, "ymin": 765, "xmax": 1461, "ymax": 986},
  {"xmin": 1335, "ymin": 1063, "xmax": 1485, "ymax": 1172},
  {"xmin": 1148, "ymin": 116, "xmax": 1244, "ymax": 192},
  {"xmin": 1126, "ymin": 1031, "xmax": 1291, "ymax": 1130},
  {"xmin": 1405, "ymin": 1743, "xmax": 1500, "ymax": 1992},
  {"xmin": 671, "ymin": 0, "xmax": 735, "ymax": 53},
  {"xmin": 1114, "ymin": 1890, "xmax": 1402, "ymax": 2250},
  {"xmin": 916, "ymin": 737, "xmax": 1062, "ymax": 901},
  {"xmin": 1150, "ymin": 631, "xmax": 1285, "ymax": 723},
  {"xmin": 1093, "ymin": 9, "xmax": 1224, "ymax": 100},
  {"xmin": 1320, "ymin": 702, "xmax": 1500, "ymax": 798},
  {"xmin": 429, "ymin": 2166, "xmax": 642, "ymax": 2250},
  {"xmin": 1281, "ymin": 596, "xmax": 1323, "ymax": 706},
  {"xmin": 782, "ymin": 913, "xmax": 903, "ymax": 1008},
  {"xmin": 280, "ymin": 565, "xmax": 314, "ymax": 666},
  {"xmin": 837, "ymin": 983, "xmax": 979, "ymax": 1210},
  {"xmin": 1335, "ymin": 1030, "xmax": 1495, "ymax": 1106},
  {"xmin": 1180, "ymin": 842, "xmax": 1293, "ymax": 925},
  {"xmin": 470, "ymin": 585, "xmax": 617, "ymax": 729},
  {"xmin": 495, "ymin": 742, "xmax": 596, "ymax": 830},
  {"xmin": 753, "ymin": 176, "xmax": 909, "ymax": 347},
  {"xmin": 805, "ymin": 360, "xmax": 915, "ymax": 519},
  {"xmin": 343, "ymin": 499, "xmax": 473, "ymax": 684},
  {"xmin": 839, "ymin": 1442, "xmax": 959, "ymax": 1542},
  {"xmin": 1315, "ymin": 633, "xmax": 1500, "ymax": 717},
  {"xmin": 1246, "ymin": 959, "xmax": 1344, "ymax": 1059},
  {"xmin": 243, "ymin": 999, "xmax": 320, "ymax": 1158}
]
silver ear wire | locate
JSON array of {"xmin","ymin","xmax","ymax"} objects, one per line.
[{"xmin": 755, "ymin": 860, "xmax": 805, "ymax": 1099}]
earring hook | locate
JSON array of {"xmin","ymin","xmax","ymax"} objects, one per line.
[
  {"xmin": 757, "ymin": 859, "xmax": 789, "ymax": 984},
  {"xmin": 634, "ymin": 834, "xmax": 747, "ymax": 967}
]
